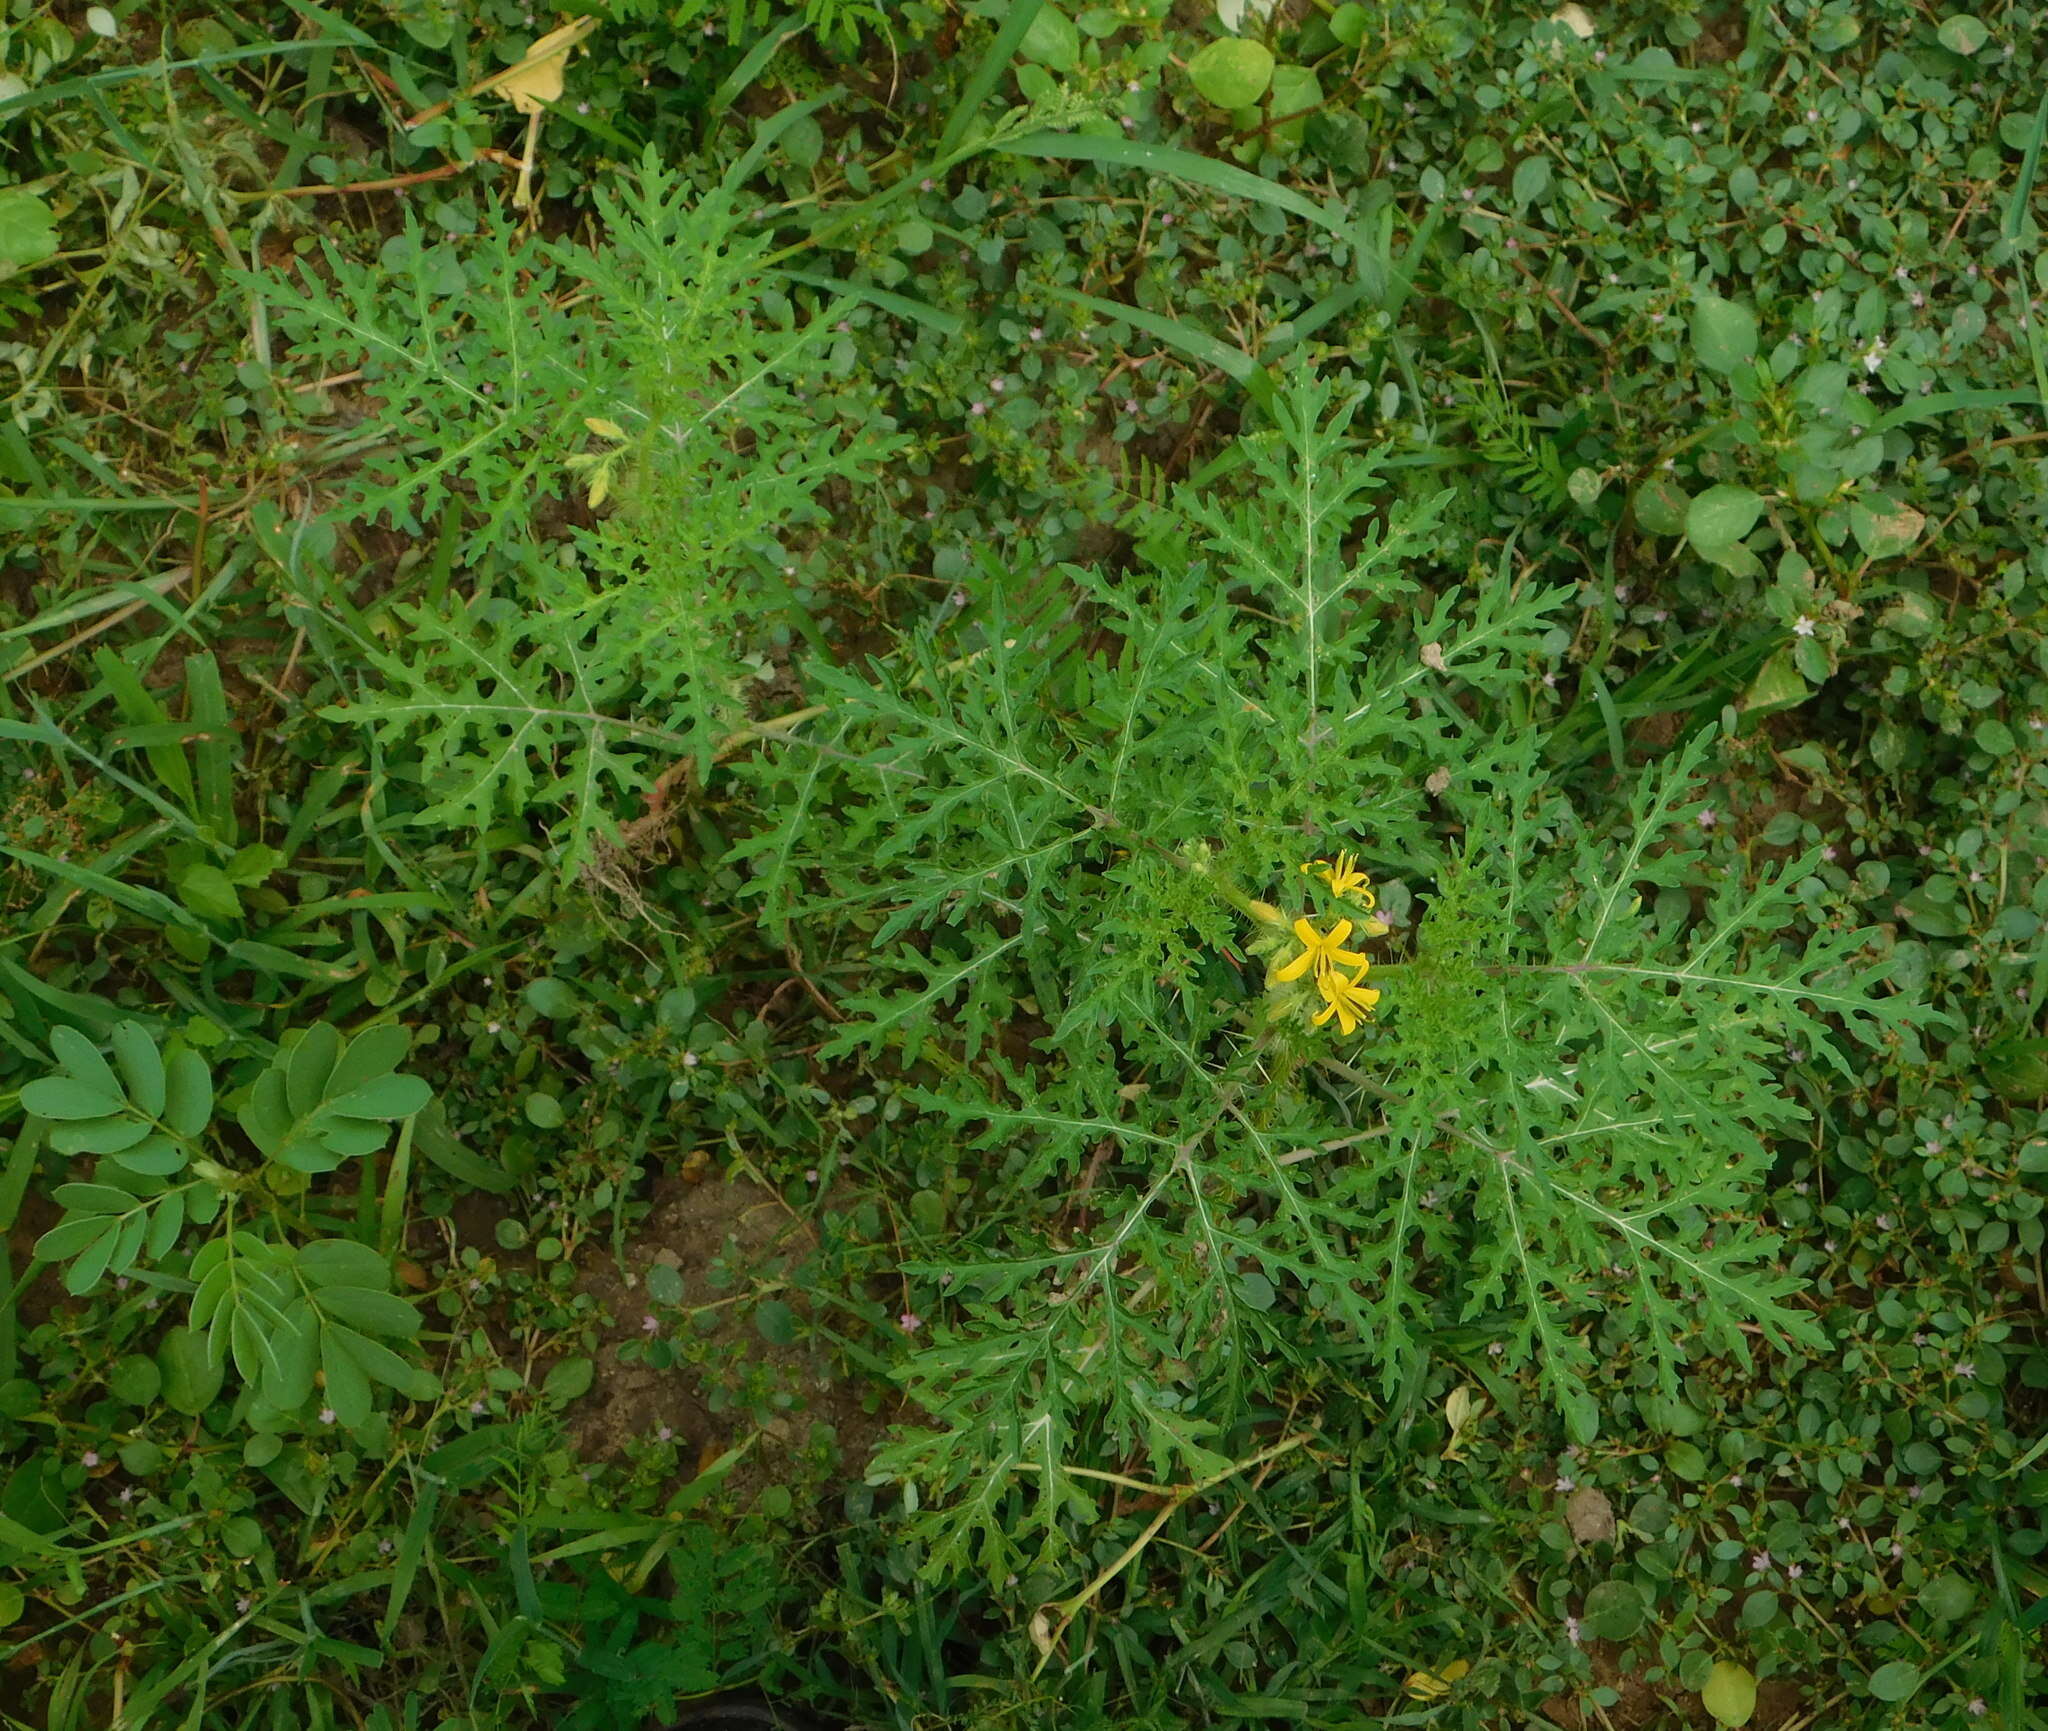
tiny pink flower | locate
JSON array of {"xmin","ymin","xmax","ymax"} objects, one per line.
[
  {"xmin": 319, "ymin": 1407, "xmax": 336, "ymax": 1425},
  {"xmin": 1565, "ymin": 1615, "xmax": 1582, "ymax": 1644},
  {"xmin": 82, "ymin": 1451, "xmax": 100, "ymax": 1469},
  {"xmin": 1751, "ymin": 1550, "xmax": 1771, "ymax": 1573},
  {"xmin": 898, "ymin": 1311, "xmax": 924, "ymax": 1334},
  {"xmin": 657, "ymin": 1425, "xmax": 674, "ymax": 1442},
  {"xmin": 641, "ymin": 1314, "xmax": 659, "ymax": 1336}
]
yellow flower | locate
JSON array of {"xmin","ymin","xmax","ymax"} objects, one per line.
[
  {"xmin": 1272, "ymin": 918, "xmax": 1370, "ymax": 983},
  {"xmin": 1315, "ymin": 850, "xmax": 1377, "ymax": 908},
  {"xmin": 1312, "ymin": 967, "xmax": 1382, "ymax": 1036},
  {"xmin": 1299, "ymin": 852, "xmax": 1389, "ymax": 935}
]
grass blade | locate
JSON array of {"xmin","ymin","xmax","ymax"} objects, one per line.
[
  {"xmin": 1003, "ymin": 131, "xmax": 1348, "ymax": 242},
  {"xmin": 778, "ymin": 268, "xmax": 963, "ymax": 336},
  {"xmin": 708, "ymin": 15, "xmax": 809, "ymax": 122},
  {"xmin": 939, "ymin": 0, "xmax": 1045, "ymax": 158},
  {"xmin": 1046, "ymin": 285, "xmax": 1273, "ymax": 414},
  {"xmin": 377, "ymin": 1484, "xmax": 441, "ymax": 1644}
]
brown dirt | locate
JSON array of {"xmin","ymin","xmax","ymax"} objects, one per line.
[
  {"xmin": 7, "ymin": 1192, "xmax": 63, "ymax": 1336},
  {"xmin": 1540, "ymin": 1654, "xmax": 1804, "ymax": 1730},
  {"xmin": 570, "ymin": 1165, "xmax": 896, "ymax": 1500}
]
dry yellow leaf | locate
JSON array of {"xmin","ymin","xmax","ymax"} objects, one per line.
[
  {"xmin": 1403, "ymin": 1658, "xmax": 1471, "ymax": 1700},
  {"xmin": 495, "ymin": 17, "xmax": 598, "ymax": 115}
]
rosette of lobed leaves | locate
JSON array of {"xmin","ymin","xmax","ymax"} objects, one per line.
[
  {"xmin": 267, "ymin": 149, "xmax": 895, "ymax": 871},
  {"xmin": 25, "ymin": 1018, "xmax": 438, "ymax": 1427},
  {"xmin": 734, "ymin": 369, "xmax": 1925, "ymax": 1585}
]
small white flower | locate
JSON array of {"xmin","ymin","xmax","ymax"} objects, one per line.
[{"xmin": 1793, "ymin": 615, "xmax": 1816, "ymax": 636}]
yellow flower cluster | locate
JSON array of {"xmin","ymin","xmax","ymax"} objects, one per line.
[{"xmin": 1274, "ymin": 853, "xmax": 1387, "ymax": 1035}]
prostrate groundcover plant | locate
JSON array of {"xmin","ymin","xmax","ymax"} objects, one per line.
[{"xmin": 741, "ymin": 372, "xmax": 1924, "ymax": 1580}]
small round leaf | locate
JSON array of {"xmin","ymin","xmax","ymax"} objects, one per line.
[
  {"xmin": 108, "ymin": 1355, "xmax": 163, "ymax": 1407},
  {"xmin": 1188, "ymin": 38, "xmax": 1274, "ymax": 107},
  {"xmin": 1936, "ymin": 14, "xmax": 1989, "ymax": 53},
  {"xmin": 1019, "ymin": 2, "xmax": 1080, "ymax": 70},
  {"xmin": 1702, "ymin": 1661, "xmax": 1757, "ymax": 1726},
  {"xmin": 1691, "ymin": 294, "xmax": 1759, "ymax": 373},
  {"xmin": 1584, "ymin": 1579, "xmax": 1644, "ymax": 1640}
]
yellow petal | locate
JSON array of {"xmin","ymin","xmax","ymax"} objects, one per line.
[
  {"xmin": 1273, "ymin": 949, "xmax": 1316, "ymax": 984},
  {"xmin": 1312, "ymin": 999, "xmax": 1337, "ymax": 1026}
]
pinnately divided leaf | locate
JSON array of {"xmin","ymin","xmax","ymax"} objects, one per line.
[{"xmin": 733, "ymin": 365, "xmax": 1930, "ymax": 1571}]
